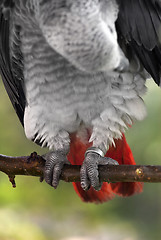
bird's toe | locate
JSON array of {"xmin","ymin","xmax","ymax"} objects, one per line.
[
  {"xmin": 80, "ymin": 148, "xmax": 119, "ymax": 191},
  {"xmin": 43, "ymin": 151, "xmax": 70, "ymax": 189}
]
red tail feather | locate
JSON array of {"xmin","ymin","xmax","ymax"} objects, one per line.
[
  {"xmin": 72, "ymin": 181, "xmax": 114, "ymax": 203},
  {"xmin": 68, "ymin": 133, "xmax": 143, "ymax": 203},
  {"xmin": 106, "ymin": 135, "xmax": 143, "ymax": 197}
]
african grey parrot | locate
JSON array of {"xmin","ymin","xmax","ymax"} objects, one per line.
[{"xmin": 0, "ymin": 0, "xmax": 161, "ymax": 203}]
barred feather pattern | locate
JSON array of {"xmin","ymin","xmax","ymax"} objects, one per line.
[{"xmin": 12, "ymin": 1, "xmax": 147, "ymax": 154}]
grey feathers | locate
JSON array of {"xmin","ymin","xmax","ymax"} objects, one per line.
[{"xmin": 0, "ymin": 0, "xmax": 161, "ymax": 150}]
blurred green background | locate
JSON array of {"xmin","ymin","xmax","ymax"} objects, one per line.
[{"xmin": 0, "ymin": 79, "xmax": 161, "ymax": 240}]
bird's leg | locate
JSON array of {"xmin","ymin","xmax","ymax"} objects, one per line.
[
  {"xmin": 80, "ymin": 146, "xmax": 118, "ymax": 191},
  {"xmin": 43, "ymin": 131, "xmax": 70, "ymax": 189},
  {"xmin": 80, "ymin": 119, "xmax": 120, "ymax": 191}
]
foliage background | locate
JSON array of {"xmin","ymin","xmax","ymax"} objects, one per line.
[{"xmin": 0, "ymin": 79, "xmax": 161, "ymax": 240}]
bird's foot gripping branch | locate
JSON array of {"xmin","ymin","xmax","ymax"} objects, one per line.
[
  {"xmin": 1, "ymin": 1, "xmax": 161, "ymax": 203},
  {"xmin": 1, "ymin": 152, "xmax": 161, "ymax": 187}
]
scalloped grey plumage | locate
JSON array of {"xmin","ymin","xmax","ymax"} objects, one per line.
[{"xmin": 0, "ymin": 0, "xmax": 160, "ymax": 151}]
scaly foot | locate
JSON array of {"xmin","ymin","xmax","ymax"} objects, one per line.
[
  {"xmin": 43, "ymin": 151, "xmax": 70, "ymax": 189},
  {"xmin": 80, "ymin": 147, "xmax": 118, "ymax": 191}
]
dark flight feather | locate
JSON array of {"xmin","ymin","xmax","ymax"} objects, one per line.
[
  {"xmin": 0, "ymin": 0, "xmax": 25, "ymax": 125},
  {"xmin": 116, "ymin": 0, "xmax": 161, "ymax": 85}
]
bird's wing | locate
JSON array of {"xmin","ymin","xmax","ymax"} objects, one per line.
[
  {"xmin": 116, "ymin": 0, "xmax": 161, "ymax": 85},
  {"xmin": 0, "ymin": 0, "xmax": 25, "ymax": 125}
]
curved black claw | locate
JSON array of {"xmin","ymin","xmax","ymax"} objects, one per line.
[
  {"xmin": 80, "ymin": 152, "xmax": 118, "ymax": 191},
  {"xmin": 43, "ymin": 151, "xmax": 70, "ymax": 189}
]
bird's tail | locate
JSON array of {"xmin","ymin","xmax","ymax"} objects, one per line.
[
  {"xmin": 106, "ymin": 135, "xmax": 143, "ymax": 197},
  {"xmin": 68, "ymin": 133, "xmax": 143, "ymax": 203}
]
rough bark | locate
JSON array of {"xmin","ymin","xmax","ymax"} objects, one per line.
[{"xmin": 0, "ymin": 152, "xmax": 161, "ymax": 187}]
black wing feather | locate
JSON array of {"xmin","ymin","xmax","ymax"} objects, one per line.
[
  {"xmin": 116, "ymin": 0, "xmax": 161, "ymax": 85},
  {"xmin": 0, "ymin": 0, "xmax": 25, "ymax": 125}
]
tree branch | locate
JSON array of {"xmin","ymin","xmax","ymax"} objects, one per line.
[{"xmin": 0, "ymin": 152, "xmax": 161, "ymax": 187}]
